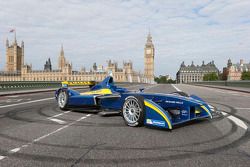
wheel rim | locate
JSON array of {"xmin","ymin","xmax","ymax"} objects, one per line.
[
  {"xmin": 58, "ymin": 91, "xmax": 66, "ymax": 108},
  {"xmin": 123, "ymin": 98, "xmax": 141, "ymax": 124}
]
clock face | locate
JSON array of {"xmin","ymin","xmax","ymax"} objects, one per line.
[{"xmin": 146, "ymin": 49, "xmax": 151, "ymax": 54}]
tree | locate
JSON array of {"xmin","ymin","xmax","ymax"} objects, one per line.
[
  {"xmin": 241, "ymin": 71, "xmax": 250, "ymax": 80},
  {"xmin": 154, "ymin": 76, "xmax": 176, "ymax": 84},
  {"xmin": 203, "ymin": 72, "xmax": 218, "ymax": 81}
]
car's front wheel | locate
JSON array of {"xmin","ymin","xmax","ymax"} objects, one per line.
[
  {"xmin": 57, "ymin": 89, "xmax": 68, "ymax": 110},
  {"xmin": 122, "ymin": 96, "xmax": 145, "ymax": 127}
]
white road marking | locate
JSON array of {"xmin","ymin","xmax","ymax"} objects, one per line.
[
  {"xmin": 21, "ymin": 144, "xmax": 29, "ymax": 148},
  {"xmin": 49, "ymin": 110, "xmax": 71, "ymax": 118},
  {"xmin": 171, "ymin": 84, "xmax": 181, "ymax": 92},
  {"xmin": 33, "ymin": 116, "xmax": 87, "ymax": 142},
  {"xmin": 9, "ymin": 147, "xmax": 21, "ymax": 153},
  {"xmin": 0, "ymin": 155, "xmax": 5, "ymax": 160},
  {"xmin": 221, "ymin": 111, "xmax": 247, "ymax": 130},
  {"xmin": 3, "ymin": 115, "xmax": 89, "ymax": 158},
  {"xmin": 227, "ymin": 115, "xmax": 248, "ymax": 130},
  {"xmin": 221, "ymin": 112, "xmax": 228, "ymax": 116},
  {"xmin": 5, "ymin": 95, "xmax": 19, "ymax": 98},
  {"xmin": 0, "ymin": 97, "xmax": 54, "ymax": 108},
  {"xmin": 48, "ymin": 118, "xmax": 66, "ymax": 124},
  {"xmin": 235, "ymin": 107, "xmax": 250, "ymax": 110}
]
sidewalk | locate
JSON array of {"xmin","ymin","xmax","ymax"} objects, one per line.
[{"xmin": 194, "ymin": 84, "xmax": 250, "ymax": 93}]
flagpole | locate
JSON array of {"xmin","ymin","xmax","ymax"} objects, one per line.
[{"xmin": 14, "ymin": 29, "xmax": 16, "ymax": 42}]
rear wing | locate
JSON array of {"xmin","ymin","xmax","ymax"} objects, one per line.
[{"xmin": 61, "ymin": 81, "xmax": 96, "ymax": 88}]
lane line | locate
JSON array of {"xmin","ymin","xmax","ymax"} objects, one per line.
[
  {"xmin": 227, "ymin": 115, "xmax": 248, "ymax": 130},
  {"xmin": 21, "ymin": 144, "xmax": 29, "ymax": 148},
  {"xmin": 221, "ymin": 112, "xmax": 228, "ymax": 116},
  {"xmin": 33, "ymin": 116, "xmax": 87, "ymax": 142},
  {"xmin": 0, "ymin": 97, "xmax": 54, "ymax": 108},
  {"xmin": 235, "ymin": 107, "xmax": 250, "ymax": 110},
  {"xmin": 0, "ymin": 155, "xmax": 5, "ymax": 160},
  {"xmin": 9, "ymin": 147, "xmax": 21, "ymax": 153},
  {"xmin": 171, "ymin": 84, "xmax": 181, "ymax": 92},
  {"xmin": 48, "ymin": 110, "xmax": 70, "ymax": 119},
  {"xmin": 5, "ymin": 95, "xmax": 19, "ymax": 98},
  {"xmin": 48, "ymin": 118, "xmax": 66, "ymax": 124},
  {"xmin": 5, "ymin": 114, "xmax": 91, "ymax": 159}
]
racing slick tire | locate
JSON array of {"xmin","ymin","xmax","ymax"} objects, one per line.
[
  {"xmin": 122, "ymin": 96, "xmax": 145, "ymax": 127},
  {"xmin": 57, "ymin": 89, "xmax": 69, "ymax": 111}
]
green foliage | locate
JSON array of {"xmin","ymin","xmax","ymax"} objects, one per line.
[
  {"xmin": 203, "ymin": 72, "xmax": 219, "ymax": 81},
  {"xmin": 241, "ymin": 71, "xmax": 250, "ymax": 80},
  {"xmin": 154, "ymin": 76, "xmax": 176, "ymax": 84}
]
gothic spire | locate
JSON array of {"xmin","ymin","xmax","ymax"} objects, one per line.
[
  {"xmin": 14, "ymin": 30, "xmax": 17, "ymax": 44},
  {"xmin": 60, "ymin": 44, "xmax": 64, "ymax": 56},
  {"xmin": 6, "ymin": 38, "xmax": 9, "ymax": 47},
  {"xmin": 147, "ymin": 32, "xmax": 152, "ymax": 43}
]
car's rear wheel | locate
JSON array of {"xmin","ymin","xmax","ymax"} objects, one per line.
[
  {"xmin": 57, "ymin": 89, "xmax": 68, "ymax": 110},
  {"xmin": 122, "ymin": 96, "xmax": 145, "ymax": 127}
]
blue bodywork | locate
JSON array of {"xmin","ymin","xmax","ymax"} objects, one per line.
[{"xmin": 55, "ymin": 76, "xmax": 212, "ymax": 129}]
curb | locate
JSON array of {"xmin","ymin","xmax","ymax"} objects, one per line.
[{"xmin": 193, "ymin": 84, "xmax": 250, "ymax": 94}]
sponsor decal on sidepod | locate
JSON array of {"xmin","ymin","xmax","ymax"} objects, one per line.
[{"xmin": 146, "ymin": 119, "xmax": 165, "ymax": 127}]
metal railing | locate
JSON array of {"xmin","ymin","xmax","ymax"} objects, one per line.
[
  {"xmin": 0, "ymin": 81, "xmax": 144, "ymax": 92},
  {"xmin": 0, "ymin": 81, "xmax": 62, "ymax": 91}
]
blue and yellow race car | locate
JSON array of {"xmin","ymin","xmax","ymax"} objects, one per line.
[{"xmin": 55, "ymin": 76, "xmax": 212, "ymax": 130}]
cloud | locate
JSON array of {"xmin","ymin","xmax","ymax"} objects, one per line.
[{"xmin": 0, "ymin": 0, "xmax": 250, "ymax": 78}]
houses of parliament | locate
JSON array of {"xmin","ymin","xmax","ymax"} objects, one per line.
[{"xmin": 0, "ymin": 33, "xmax": 155, "ymax": 83}]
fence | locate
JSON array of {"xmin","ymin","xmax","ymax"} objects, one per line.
[{"xmin": 0, "ymin": 81, "xmax": 144, "ymax": 92}]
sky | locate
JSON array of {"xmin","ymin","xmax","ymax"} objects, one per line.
[{"xmin": 0, "ymin": 0, "xmax": 250, "ymax": 78}]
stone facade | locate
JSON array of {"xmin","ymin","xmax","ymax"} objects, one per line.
[
  {"xmin": 0, "ymin": 34, "xmax": 154, "ymax": 83},
  {"xmin": 176, "ymin": 61, "xmax": 219, "ymax": 83},
  {"xmin": 223, "ymin": 59, "xmax": 250, "ymax": 80},
  {"xmin": 5, "ymin": 36, "xmax": 24, "ymax": 72}
]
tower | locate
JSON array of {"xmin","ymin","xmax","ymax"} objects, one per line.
[
  {"xmin": 58, "ymin": 44, "xmax": 66, "ymax": 70},
  {"xmin": 44, "ymin": 58, "xmax": 52, "ymax": 71},
  {"xmin": 93, "ymin": 62, "xmax": 97, "ymax": 71},
  {"xmin": 5, "ymin": 36, "xmax": 24, "ymax": 72},
  {"xmin": 144, "ymin": 32, "xmax": 155, "ymax": 83}
]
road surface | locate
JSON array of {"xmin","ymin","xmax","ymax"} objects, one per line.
[{"xmin": 0, "ymin": 84, "xmax": 249, "ymax": 167}]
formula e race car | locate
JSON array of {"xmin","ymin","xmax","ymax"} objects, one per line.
[{"xmin": 55, "ymin": 76, "xmax": 212, "ymax": 130}]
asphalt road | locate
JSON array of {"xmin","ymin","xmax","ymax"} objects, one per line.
[{"xmin": 0, "ymin": 84, "xmax": 249, "ymax": 167}]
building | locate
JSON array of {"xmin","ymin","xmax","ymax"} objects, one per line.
[
  {"xmin": 5, "ymin": 35, "xmax": 24, "ymax": 72},
  {"xmin": 0, "ymin": 33, "xmax": 154, "ymax": 83},
  {"xmin": 176, "ymin": 61, "xmax": 219, "ymax": 83},
  {"xmin": 144, "ymin": 32, "xmax": 155, "ymax": 83},
  {"xmin": 223, "ymin": 59, "xmax": 250, "ymax": 80},
  {"xmin": 44, "ymin": 58, "xmax": 52, "ymax": 71}
]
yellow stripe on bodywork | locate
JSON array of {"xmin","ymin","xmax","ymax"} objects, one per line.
[
  {"xmin": 80, "ymin": 88, "xmax": 112, "ymax": 95},
  {"xmin": 62, "ymin": 81, "xmax": 95, "ymax": 86},
  {"xmin": 201, "ymin": 105, "xmax": 212, "ymax": 118},
  {"xmin": 195, "ymin": 110, "xmax": 201, "ymax": 114},
  {"xmin": 144, "ymin": 100, "xmax": 172, "ymax": 129}
]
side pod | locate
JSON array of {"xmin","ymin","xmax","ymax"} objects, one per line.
[{"xmin": 144, "ymin": 99, "xmax": 172, "ymax": 129}]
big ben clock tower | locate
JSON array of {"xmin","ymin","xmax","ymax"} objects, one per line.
[{"xmin": 144, "ymin": 32, "xmax": 155, "ymax": 83}]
